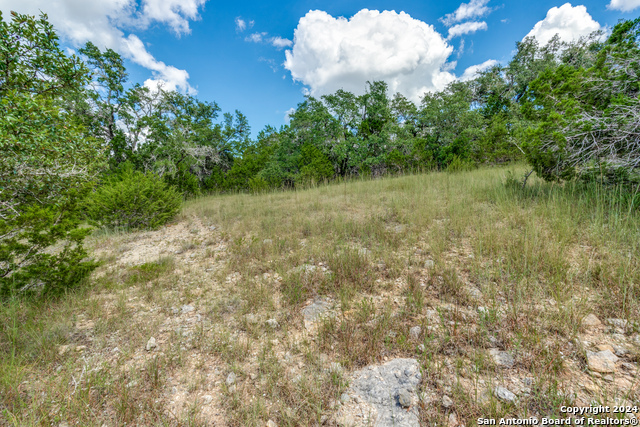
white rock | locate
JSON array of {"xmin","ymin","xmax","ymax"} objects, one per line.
[
  {"xmin": 493, "ymin": 386, "xmax": 516, "ymax": 403},
  {"xmin": 586, "ymin": 350, "xmax": 618, "ymax": 373},
  {"xmin": 442, "ymin": 395, "xmax": 454, "ymax": 408},
  {"xmin": 489, "ymin": 348, "xmax": 515, "ymax": 369},
  {"xmin": 581, "ymin": 314, "xmax": 602, "ymax": 327},
  {"xmin": 266, "ymin": 318, "xmax": 279, "ymax": 329},
  {"xmin": 226, "ymin": 372, "xmax": 237, "ymax": 386},
  {"xmin": 145, "ymin": 337, "xmax": 157, "ymax": 351}
]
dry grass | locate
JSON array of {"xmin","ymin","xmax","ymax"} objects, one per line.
[{"xmin": 1, "ymin": 165, "xmax": 639, "ymax": 426}]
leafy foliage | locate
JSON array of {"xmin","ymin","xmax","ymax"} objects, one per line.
[
  {"xmin": 84, "ymin": 167, "xmax": 182, "ymax": 230},
  {"xmin": 0, "ymin": 11, "xmax": 100, "ymax": 297}
]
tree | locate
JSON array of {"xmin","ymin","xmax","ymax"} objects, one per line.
[
  {"xmin": 522, "ymin": 18, "xmax": 640, "ymax": 184},
  {"xmin": 0, "ymin": 12, "xmax": 102, "ymax": 297}
]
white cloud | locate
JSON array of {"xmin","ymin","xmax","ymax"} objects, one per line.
[
  {"xmin": 138, "ymin": 0, "xmax": 206, "ymax": 35},
  {"xmin": 235, "ymin": 16, "xmax": 254, "ymax": 32},
  {"xmin": 447, "ymin": 21, "xmax": 488, "ymax": 39},
  {"xmin": 284, "ymin": 9, "xmax": 456, "ymax": 103},
  {"xmin": 459, "ymin": 59, "xmax": 498, "ymax": 81},
  {"xmin": 245, "ymin": 32, "xmax": 267, "ymax": 43},
  {"xmin": 271, "ymin": 36, "xmax": 292, "ymax": 49},
  {"xmin": 0, "ymin": 0, "xmax": 204, "ymax": 93},
  {"xmin": 235, "ymin": 17, "xmax": 247, "ymax": 32},
  {"xmin": 524, "ymin": 3, "xmax": 601, "ymax": 46},
  {"xmin": 244, "ymin": 32, "xmax": 291, "ymax": 49},
  {"xmin": 284, "ymin": 107, "xmax": 296, "ymax": 124},
  {"xmin": 441, "ymin": 0, "xmax": 491, "ymax": 26},
  {"xmin": 607, "ymin": 0, "xmax": 640, "ymax": 12}
]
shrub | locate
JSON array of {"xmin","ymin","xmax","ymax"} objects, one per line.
[{"xmin": 85, "ymin": 169, "xmax": 182, "ymax": 230}]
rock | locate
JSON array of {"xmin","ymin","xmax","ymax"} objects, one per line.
[
  {"xmin": 613, "ymin": 345, "xmax": 628, "ymax": 357},
  {"xmin": 289, "ymin": 264, "xmax": 317, "ymax": 275},
  {"xmin": 397, "ymin": 390, "xmax": 413, "ymax": 408},
  {"xmin": 466, "ymin": 286, "xmax": 483, "ymax": 301},
  {"xmin": 336, "ymin": 358, "xmax": 422, "ymax": 427},
  {"xmin": 489, "ymin": 348, "xmax": 514, "ymax": 369},
  {"xmin": 448, "ymin": 413, "xmax": 459, "ymax": 427},
  {"xmin": 603, "ymin": 374, "xmax": 614, "ymax": 382},
  {"xmin": 417, "ymin": 344, "xmax": 425, "ymax": 353},
  {"xmin": 266, "ymin": 420, "xmax": 278, "ymax": 427},
  {"xmin": 409, "ymin": 326, "xmax": 422, "ymax": 340},
  {"xmin": 621, "ymin": 362, "xmax": 636, "ymax": 372},
  {"xmin": 203, "ymin": 395, "xmax": 213, "ymax": 404},
  {"xmin": 425, "ymin": 260, "xmax": 435, "ymax": 269},
  {"xmin": 582, "ymin": 314, "xmax": 602, "ymax": 327},
  {"xmin": 145, "ymin": 337, "xmax": 157, "ymax": 351},
  {"xmin": 266, "ymin": 318, "xmax": 279, "ymax": 329},
  {"xmin": 393, "ymin": 225, "xmax": 406, "ymax": 233},
  {"xmin": 245, "ymin": 313, "xmax": 259, "ymax": 324},
  {"xmin": 228, "ymin": 384, "xmax": 236, "ymax": 393},
  {"xmin": 493, "ymin": 386, "xmax": 516, "ymax": 403},
  {"xmin": 586, "ymin": 350, "xmax": 618, "ymax": 373},
  {"xmin": 181, "ymin": 304, "xmax": 195, "ymax": 314},
  {"xmin": 302, "ymin": 298, "xmax": 333, "ymax": 330},
  {"xmin": 606, "ymin": 318, "xmax": 629, "ymax": 331},
  {"xmin": 596, "ymin": 344, "xmax": 614, "ymax": 352},
  {"xmin": 263, "ymin": 239, "xmax": 273, "ymax": 245},
  {"xmin": 58, "ymin": 345, "xmax": 72, "ymax": 356},
  {"xmin": 340, "ymin": 392, "xmax": 351, "ymax": 403},
  {"xmin": 226, "ymin": 372, "xmax": 237, "ymax": 386},
  {"xmin": 442, "ymin": 395, "xmax": 454, "ymax": 408}
]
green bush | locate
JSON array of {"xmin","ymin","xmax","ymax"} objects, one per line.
[{"xmin": 85, "ymin": 169, "xmax": 182, "ymax": 230}]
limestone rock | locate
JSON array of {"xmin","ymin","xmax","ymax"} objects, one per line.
[
  {"xmin": 582, "ymin": 314, "xmax": 602, "ymax": 327},
  {"xmin": 489, "ymin": 348, "xmax": 514, "ymax": 369},
  {"xmin": 493, "ymin": 386, "xmax": 516, "ymax": 403},
  {"xmin": 226, "ymin": 372, "xmax": 237, "ymax": 386},
  {"xmin": 302, "ymin": 298, "xmax": 333, "ymax": 330},
  {"xmin": 181, "ymin": 304, "xmax": 195, "ymax": 314},
  {"xmin": 336, "ymin": 358, "xmax": 421, "ymax": 427},
  {"xmin": 442, "ymin": 395, "xmax": 454, "ymax": 408},
  {"xmin": 586, "ymin": 350, "xmax": 618, "ymax": 373},
  {"xmin": 145, "ymin": 337, "xmax": 157, "ymax": 351},
  {"xmin": 266, "ymin": 318, "xmax": 279, "ymax": 329}
]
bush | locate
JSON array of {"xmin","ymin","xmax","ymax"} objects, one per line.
[
  {"xmin": 85, "ymin": 169, "xmax": 182, "ymax": 230},
  {"xmin": 0, "ymin": 190, "xmax": 97, "ymax": 298}
]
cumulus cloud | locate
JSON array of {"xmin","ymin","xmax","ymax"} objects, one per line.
[
  {"xmin": 524, "ymin": 3, "xmax": 601, "ymax": 46},
  {"xmin": 447, "ymin": 21, "xmax": 488, "ymax": 39},
  {"xmin": 607, "ymin": 0, "xmax": 640, "ymax": 12},
  {"xmin": 138, "ymin": 0, "xmax": 206, "ymax": 35},
  {"xmin": 284, "ymin": 9, "xmax": 456, "ymax": 103},
  {"xmin": 459, "ymin": 59, "xmax": 498, "ymax": 81},
  {"xmin": 0, "ymin": 0, "xmax": 204, "ymax": 93},
  {"xmin": 441, "ymin": 0, "xmax": 491, "ymax": 26}
]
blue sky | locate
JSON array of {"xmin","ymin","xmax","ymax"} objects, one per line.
[{"xmin": 1, "ymin": 0, "xmax": 639, "ymax": 136}]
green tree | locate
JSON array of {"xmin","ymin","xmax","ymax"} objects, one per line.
[{"xmin": 0, "ymin": 12, "xmax": 101, "ymax": 297}]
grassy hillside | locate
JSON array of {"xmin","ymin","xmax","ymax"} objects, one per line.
[{"xmin": 1, "ymin": 165, "xmax": 638, "ymax": 426}]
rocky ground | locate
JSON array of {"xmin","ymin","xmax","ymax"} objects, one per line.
[{"xmin": 74, "ymin": 213, "xmax": 638, "ymax": 426}]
